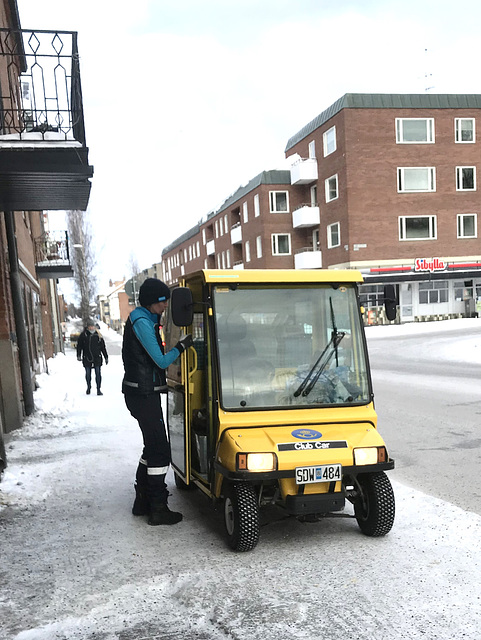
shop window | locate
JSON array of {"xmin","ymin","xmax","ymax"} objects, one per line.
[
  {"xmin": 454, "ymin": 280, "xmax": 474, "ymax": 301},
  {"xmin": 396, "ymin": 118, "xmax": 434, "ymax": 143},
  {"xmin": 359, "ymin": 284, "xmax": 385, "ymax": 308},
  {"xmin": 455, "ymin": 118, "xmax": 475, "ymax": 143},
  {"xmin": 419, "ymin": 281, "xmax": 448, "ymax": 304}
]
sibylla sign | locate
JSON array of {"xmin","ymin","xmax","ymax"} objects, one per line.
[{"xmin": 415, "ymin": 257, "xmax": 446, "ymax": 272}]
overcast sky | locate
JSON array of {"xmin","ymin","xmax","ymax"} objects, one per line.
[{"xmin": 18, "ymin": 0, "xmax": 481, "ymax": 292}]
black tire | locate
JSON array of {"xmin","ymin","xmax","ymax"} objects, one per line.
[
  {"xmin": 223, "ymin": 482, "xmax": 260, "ymax": 552},
  {"xmin": 174, "ymin": 471, "xmax": 194, "ymax": 491},
  {"xmin": 353, "ymin": 471, "xmax": 395, "ymax": 536}
]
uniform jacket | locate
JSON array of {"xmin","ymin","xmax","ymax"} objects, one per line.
[
  {"xmin": 122, "ymin": 306, "xmax": 180, "ymax": 396},
  {"xmin": 77, "ymin": 328, "xmax": 108, "ymax": 368}
]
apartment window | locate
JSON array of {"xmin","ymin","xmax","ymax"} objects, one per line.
[
  {"xmin": 269, "ymin": 191, "xmax": 289, "ymax": 213},
  {"xmin": 457, "ymin": 213, "xmax": 477, "ymax": 238},
  {"xmin": 398, "ymin": 167, "xmax": 436, "ymax": 192},
  {"xmin": 396, "ymin": 118, "xmax": 434, "ymax": 143},
  {"xmin": 184, "ymin": 249, "xmax": 188, "ymax": 263},
  {"xmin": 456, "ymin": 166, "xmax": 476, "ymax": 191},
  {"xmin": 327, "ymin": 222, "xmax": 340, "ymax": 248},
  {"xmin": 308, "ymin": 140, "xmax": 316, "ymax": 158},
  {"xmin": 254, "ymin": 193, "xmax": 260, "ymax": 217},
  {"xmin": 455, "ymin": 118, "xmax": 475, "ymax": 143},
  {"xmin": 219, "ymin": 218, "xmax": 224, "ymax": 236},
  {"xmin": 399, "ymin": 215, "xmax": 437, "ymax": 240},
  {"xmin": 313, "ymin": 228, "xmax": 320, "ymax": 250},
  {"xmin": 224, "ymin": 214, "xmax": 228, "ymax": 231},
  {"xmin": 196, "ymin": 241, "xmax": 200, "ymax": 256},
  {"xmin": 323, "ymin": 126, "xmax": 336, "ymax": 156},
  {"xmin": 244, "ymin": 241, "xmax": 251, "ymax": 263},
  {"xmin": 272, "ymin": 233, "xmax": 291, "ymax": 255},
  {"xmin": 256, "ymin": 235, "xmax": 262, "ymax": 258},
  {"xmin": 189, "ymin": 246, "xmax": 193, "ymax": 261},
  {"xmin": 222, "ymin": 251, "xmax": 226, "ymax": 269},
  {"xmin": 310, "ymin": 184, "xmax": 317, "ymax": 206},
  {"xmin": 325, "ymin": 174, "xmax": 338, "ymax": 202},
  {"xmin": 243, "ymin": 201, "xmax": 248, "ymax": 223},
  {"xmin": 215, "ymin": 220, "xmax": 219, "ymax": 238},
  {"xmin": 202, "ymin": 229, "xmax": 206, "ymax": 245},
  {"xmin": 226, "ymin": 249, "xmax": 231, "ymax": 268},
  {"xmin": 419, "ymin": 281, "xmax": 448, "ymax": 304}
]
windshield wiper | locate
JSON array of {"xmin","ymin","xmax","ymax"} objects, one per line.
[{"xmin": 293, "ymin": 296, "xmax": 345, "ymax": 398}]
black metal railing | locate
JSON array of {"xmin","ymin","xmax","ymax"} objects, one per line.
[
  {"xmin": 0, "ymin": 29, "xmax": 86, "ymax": 144},
  {"xmin": 35, "ymin": 230, "xmax": 71, "ymax": 265}
]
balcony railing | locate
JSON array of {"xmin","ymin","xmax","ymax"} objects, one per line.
[
  {"xmin": 290, "ymin": 157, "xmax": 318, "ymax": 185},
  {"xmin": 292, "ymin": 204, "xmax": 320, "ymax": 228},
  {"xmin": 294, "ymin": 247, "xmax": 322, "ymax": 270},
  {"xmin": 0, "ymin": 29, "xmax": 86, "ymax": 143},
  {"xmin": 35, "ymin": 230, "xmax": 74, "ymax": 279}
]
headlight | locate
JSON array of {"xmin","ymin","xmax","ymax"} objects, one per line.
[
  {"xmin": 354, "ymin": 447, "xmax": 382, "ymax": 466},
  {"xmin": 237, "ymin": 452, "xmax": 277, "ymax": 472}
]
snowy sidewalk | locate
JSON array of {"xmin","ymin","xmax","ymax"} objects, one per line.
[{"xmin": 1, "ymin": 344, "xmax": 481, "ymax": 639}]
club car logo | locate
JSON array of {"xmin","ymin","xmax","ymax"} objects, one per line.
[{"xmin": 291, "ymin": 429, "xmax": 322, "ymax": 440}]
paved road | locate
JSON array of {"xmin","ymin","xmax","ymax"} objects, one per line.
[{"xmin": 367, "ymin": 324, "xmax": 481, "ymax": 515}]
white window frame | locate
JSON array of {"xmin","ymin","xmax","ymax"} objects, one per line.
[
  {"xmin": 325, "ymin": 174, "xmax": 338, "ymax": 202},
  {"xmin": 243, "ymin": 201, "xmax": 248, "ymax": 223},
  {"xmin": 215, "ymin": 220, "xmax": 219, "ymax": 238},
  {"xmin": 395, "ymin": 118, "xmax": 435, "ymax": 143},
  {"xmin": 245, "ymin": 241, "xmax": 251, "ymax": 263},
  {"xmin": 271, "ymin": 233, "xmax": 291, "ymax": 256},
  {"xmin": 224, "ymin": 214, "xmax": 228, "ymax": 231},
  {"xmin": 327, "ymin": 222, "xmax": 340, "ymax": 248},
  {"xmin": 457, "ymin": 213, "xmax": 477, "ymax": 238},
  {"xmin": 219, "ymin": 218, "xmax": 224, "ymax": 236},
  {"xmin": 202, "ymin": 229, "xmax": 206, "ymax": 245},
  {"xmin": 399, "ymin": 215, "xmax": 437, "ymax": 241},
  {"xmin": 398, "ymin": 167, "xmax": 436, "ymax": 193},
  {"xmin": 256, "ymin": 235, "xmax": 262, "ymax": 258},
  {"xmin": 308, "ymin": 140, "xmax": 316, "ymax": 158},
  {"xmin": 323, "ymin": 126, "xmax": 336, "ymax": 156},
  {"xmin": 456, "ymin": 166, "xmax": 476, "ymax": 191},
  {"xmin": 196, "ymin": 241, "xmax": 200, "ymax": 256},
  {"xmin": 269, "ymin": 190, "xmax": 289, "ymax": 213},
  {"xmin": 455, "ymin": 118, "xmax": 475, "ymax": 143},
  {"xmin": 226, "ymin": 249, "xmax": 231, "ymax": 268},
  {"xmin": 254, "ymin": 193, "xmax": 260, "ymax": 217}
]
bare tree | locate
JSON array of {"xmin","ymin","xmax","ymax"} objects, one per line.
[
  {"xmin": 126, "ymin": 252, "xmax": 146, "ymax": 306},
  {"xmin": 67, "ymin": 211, "xmax": 97, "ymax": 325}
]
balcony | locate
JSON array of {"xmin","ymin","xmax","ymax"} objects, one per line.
[
  {"xmin": 292, "ymin": 204, "xmax": 320, "ymax": 229},
  {"xmin": 230, "ymin": 222, "xmax": 242, "ymax": 244},
  {"xmin": 0, "ymin": 29, "xmax": 93, "ymax": 211},
  {"xmin": 35, "ymin": 230, "xmax": 73, "ymax": 279},
  {"xmin": 290, "ymin": 158, "xmax": 318, "ymax": 185},
  {"xmin": 206, "ymin": 239, "xmax": 216, "ymax": 255},
  {"xmin": 233, "ymin": 261, "xmax": 244, "ymax": 270},
  {"xmin": 294, "ymin": 247, "xmax": 322, "ymax": 270}
]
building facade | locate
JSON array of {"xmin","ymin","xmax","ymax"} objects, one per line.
[
  {"xmin": 160, "ymin": 93, "xmax": 481, "ymax": 325},
  {"xmin": 0, "ymin": 0, "xmax": 93, "ymax": 472}
]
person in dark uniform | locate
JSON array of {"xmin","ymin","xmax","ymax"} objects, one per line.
[
  {"xmin": 77, "ymin": 320, "xmax": 108, "ymax": 396},
  {"xmin": 122, "ymin": 278, "xmax": 192, "ymax": 526}
]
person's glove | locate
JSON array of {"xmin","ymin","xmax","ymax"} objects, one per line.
[
  {"xmin": 175, "ymin": 334, "xmax": 193, "ymax": 354},
  {"xmin": 77, "ymin": 356, "xmax": 82, "ymax": 362},
  {"xmin": 105, "ymin": 357, "xmax": 109, "ymax": 365}
]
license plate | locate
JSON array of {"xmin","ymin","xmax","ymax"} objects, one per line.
[{"xmin": 295, "ymin": 464, "xmax": 342, "ymax": 485}]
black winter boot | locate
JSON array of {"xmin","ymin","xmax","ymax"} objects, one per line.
[
  {"xmin": 132, "ymin": 484, "xmax": 149, "ymax": 516},
  {"xmin": 148, "ymin": 499, "xmax": 183, "ymax": 526}
]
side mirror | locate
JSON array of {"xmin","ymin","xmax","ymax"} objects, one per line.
[
  {"xmin": 171, "ymin": 287, "xmax": 194, "ymax": 327},
  {"xmin": 384, "ymin": 285, "xmax": 397, "ymax": 322}
]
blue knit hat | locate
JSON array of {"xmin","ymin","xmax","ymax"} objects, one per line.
[{"xmin": 139, "ymin": 278, "xmax": 171, "ymax": 306}]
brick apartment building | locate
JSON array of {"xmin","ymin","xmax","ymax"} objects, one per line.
[
  {"xmin": 160, "ymin": 93, "xmax": 481, "ymax": 323},
  {"xmin": 0, "ymin": 0, "xmax": 93, "ymax": 470}
]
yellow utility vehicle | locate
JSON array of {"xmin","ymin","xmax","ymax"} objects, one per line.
[{"xmin": 164, "ymin": 269, "xmax": 395, "ymax": 551}]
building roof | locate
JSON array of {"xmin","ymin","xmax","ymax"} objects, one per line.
[
  {"xmin": 285, "ymin": 93, "xmax": 481, "ymax": 152},
  {"xmin": 162, "ymin": 170, "xmax": 291, "ymax": 255}
]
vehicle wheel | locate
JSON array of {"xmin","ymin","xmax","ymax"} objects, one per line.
[
  {"xmin": 353, "ymin": 472, "xmax": 395, "ymax": 536},
  {"xmin": 223, "ymin": 482, "xmax": 260, "ymax": 552},
  {"xmin": 174, "ymin": 472, "xmax": 194, "ymax": 491}
]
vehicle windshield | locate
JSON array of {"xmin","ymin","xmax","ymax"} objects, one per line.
[{"xmin": 213, "ymin": 284, "xmax": 370, "ymax": 410}]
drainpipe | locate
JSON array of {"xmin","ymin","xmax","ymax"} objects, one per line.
[{"xmin": 4, "ymin": 212, "xmax": 35, "ymax": 415}]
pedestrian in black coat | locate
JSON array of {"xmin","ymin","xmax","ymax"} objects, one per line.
[{"xmin": 77, "ymin": 320, "xmax": 108, "ymax": 395}]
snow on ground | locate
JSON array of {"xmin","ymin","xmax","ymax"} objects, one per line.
[{"xmin": 1, "ymin": 319, "xmax": 481, "ymax": 639}]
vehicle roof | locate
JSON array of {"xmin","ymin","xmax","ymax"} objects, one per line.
[{"xmin": 186, "ymin": 269, "xmax": 364, "ymax": 284}]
